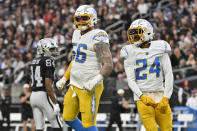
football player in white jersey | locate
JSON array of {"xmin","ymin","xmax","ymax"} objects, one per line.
[
  {"xmin": 56, "ymin": 5, "xmax": 113, "ymax": 131},
  {"xmin": 120, "ymin": 19, "xmax": 173, "ymax": 131}
]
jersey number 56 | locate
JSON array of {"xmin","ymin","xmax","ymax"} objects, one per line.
[{"xmin": 72, "ymin": 43, "xmax": 87, "ymax": 63}]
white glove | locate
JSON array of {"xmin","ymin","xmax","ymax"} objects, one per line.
[
  {"xmin": 56, "ymin": 77, "xmax": 67, "ymax": 90},
  {"xmin": 83, "ymin": 74, "xmax": 103, "ymax": 91},
  {"xmin": 53, "ymin": 104, "xmax": 60, "ymax": 115}
]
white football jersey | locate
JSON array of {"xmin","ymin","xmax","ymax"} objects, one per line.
[
  {"xmin": 121, "ymin": 40, "xmax": 173, "ymax": 101},
  {"xmin": 70, "ymin": 29, "xmax": 109, "ymax": 89}
]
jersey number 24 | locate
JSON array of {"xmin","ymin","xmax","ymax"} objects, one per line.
[{"xmin": 136, "ymin": 57, "xmax": 160, "ymax": 80}]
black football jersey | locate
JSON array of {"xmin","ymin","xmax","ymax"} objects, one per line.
[{"xmin": 30, "ymin": 56, "xmax": 55, "ymax": 92}]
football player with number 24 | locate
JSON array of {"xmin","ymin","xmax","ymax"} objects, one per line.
[{"xmin": 120, "ymin": 19, "xmax": 173, "ymax": 131}]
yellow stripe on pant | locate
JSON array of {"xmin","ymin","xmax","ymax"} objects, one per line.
[
  {"xmin": 136, "ymin": 100, "xmax": 172, "ymax": 131},
  {"xmin": 62, "ymin": 83, "xmax": 104, "ymax": 128}
]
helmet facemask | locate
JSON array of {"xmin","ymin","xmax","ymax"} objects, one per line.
[
  {"xmin": 127, "ymin": 19, "xmax": 154, "ymax": 47},
  {"xmin": 127, "ymin": 26, "xmax": 144, "ymax": 46},
  {"xmin": 74, "ymin": 14, "xmax": 94, "ymax": 31},
  {"xmin": 44, "ymin": 47, "xmax": 58, "ymax": 57},
  {"xmin": 128, "ymin": 26, "xmax": 153, "ymax": 46}
]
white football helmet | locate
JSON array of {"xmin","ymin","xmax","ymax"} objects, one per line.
[
  {"xmin": 127, "ymin": 19, "xmax": 154, "ymax": 46},
  {"xmin": 73, "ymin": 5, "xmax": 97, "ymax": 31},
  {"xmin": 37, "ymin": 38, "xmax": 58, "ymax": 57}
]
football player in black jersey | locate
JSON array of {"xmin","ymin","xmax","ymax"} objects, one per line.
[{"xmin": 30, "ymin": 38, "xmax": 62, "ymax": 131}]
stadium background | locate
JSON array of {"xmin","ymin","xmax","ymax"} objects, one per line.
[{"xmin": 0, "ymin": 0, "xmax": 197, "ymax": 130}]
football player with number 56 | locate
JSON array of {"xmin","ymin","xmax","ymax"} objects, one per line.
[
  {"xmin": 120, "ymin": 19, "xmax": 173, "ymax": 131},
  {"xmin": 56, "ymin": 5, "xmax": 113, "ymax": 131}
]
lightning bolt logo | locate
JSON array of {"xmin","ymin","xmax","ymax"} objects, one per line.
[{"xmin": 91, "ymin": 90, "xmax": 96, "ymax": 122}]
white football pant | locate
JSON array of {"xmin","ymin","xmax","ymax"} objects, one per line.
[{"xmin": 30, "ymin": 91, "xmax": 62, "ymax": 130}]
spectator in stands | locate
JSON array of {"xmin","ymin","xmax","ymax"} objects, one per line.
[
  {"xmin": 178, "ymin": 80, "xmax": 192, "ymax": 106},
  {"xmin": 182, "ymin": 80, "xmax": 191, "ymax": 92},
  {"xmin": 170, "ymin": 46, "xmax": 184, "ymax": 69},
  {"xmin": 137, "ymin": 0, "xmax": 149, "ymax": 14},
  {"xmin": 2, "ymin": 60, "xmax": 14, "ymax": 85},
  {"xmin": 153, "ymin": 6, "xmax": 162, "ymax": 21},
  {"xmin": 116, "ymin": 73, "xmax": 128, "ymax": 90},
  {"xmin": 106, "ymin": 89, "xmax": 129, "ymax": 131},
  {"xmin": 1, "ymin": 86, "xmax": 11, "ymax": 130},
  {"xmin": 53, "ymin": 29, "xmax": 66, "ymax": 45},
  {"xmin": 186, "ymin": 54, "xmax": 197, "ymax": 76},
  {"xmin": 186, "ymin": 90, "xmax": 197, "ymax": 110},
  {"xmin": 186, "ymin": 54, "xmax": 196, "ymax": 66},
  {"xmin": 20, "ymin": 83, "xmax": 35, "ymax": 131}
]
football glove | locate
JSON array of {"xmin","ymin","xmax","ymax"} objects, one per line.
[
  {"xmin": 156, "ymin": 97, "xmax": 169, "ymax": 114},
  {"xmin": 56, "ymin": 77, "xmax": 67, "ymax": 90},
  {"xmin": 53, "ymin": 104, "xmax": 60, "ymax": 115},
  {"xmin": 83, "ymin": 74, "xmax": 103, "ymax": 91},
  {"xmin": 140, "ymin": 94, "xmax": 156, "ymax": 107}
]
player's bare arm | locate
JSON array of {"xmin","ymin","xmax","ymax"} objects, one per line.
[
  {"xmin": 45, "ymin": 78, "xmax": 57, "ymax": 104},
  {"xmin": 94, "ymin": 42, "xmax": 113, "ymax": 77}
]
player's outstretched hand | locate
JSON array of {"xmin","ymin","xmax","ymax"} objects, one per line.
[
  {"xmin": 56, "ymin": 77, "xmax": 67, "ymax": 90},
  {"xmin": 83, "ymin": 74, "xmax": 103, "ymax": 91},
  {"xmin": 53, "ymin": 104, "xmax": 60, "ymax": 115},
  {"xmin": 140, "ymin": 94, "xmax": 156, "ymax": 107},
  {"xmin": 156, "ymin": 97, "xmax": 169, "ymax": 114}
]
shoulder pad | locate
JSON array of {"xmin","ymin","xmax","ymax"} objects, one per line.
[
  {"xmin": 120, "ymin": 46, "xmax": 129, "ymax": 59},
  {"xmin": 92, "ymin": 30, "xmax": 109, "ymax": 44},
  {"xmin": 150, "ymin": 40, "xmax": 171, "ymax": 54},
  {"xmin": 163, "ymin": 41, "xmax": 171, "ymax": 53}
]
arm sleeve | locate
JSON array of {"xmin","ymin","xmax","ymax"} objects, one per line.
[
  {"xmin": 161, "ymin": 54, "xmax": 174, "ymax": 98},
  {"xmin": 63, "ymin": 62, "xmax": 72, "ymax": 80},
  {"xmin": 124, "ymin": 59, "xmax": 143, "ymax": 98}
]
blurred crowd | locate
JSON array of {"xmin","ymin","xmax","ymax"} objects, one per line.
[
  {"xmin": 0, "ymin": 0, "xmax": 196, "ymax": 130},
  {"xmin": 0, "ymin": 0, "xmax": 196, "ymax": 101}
]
